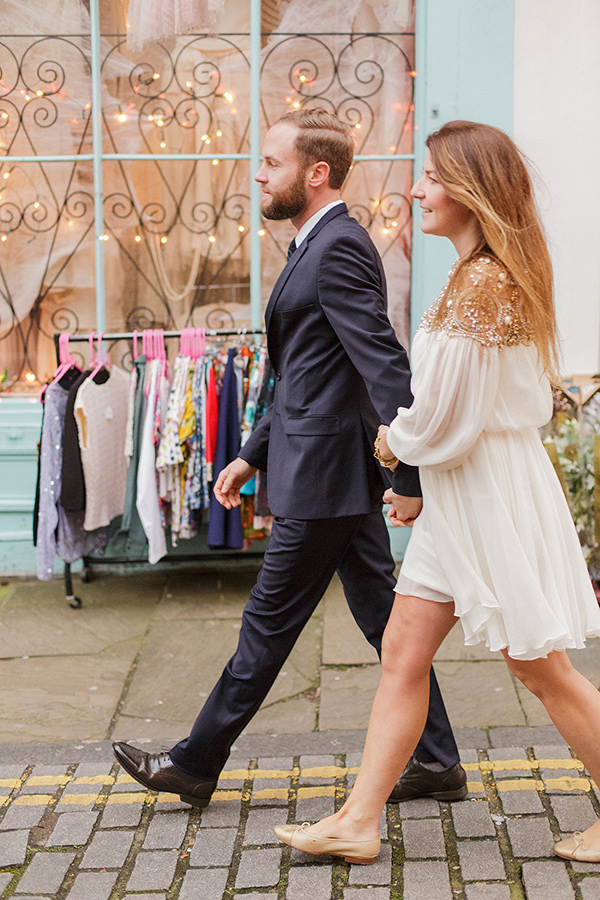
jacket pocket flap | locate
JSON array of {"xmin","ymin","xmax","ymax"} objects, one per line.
[{"xmin": 284, "ymin": 415, "xmax": 341, "ymax": 435}]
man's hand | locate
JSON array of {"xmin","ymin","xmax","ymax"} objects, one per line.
[
  {"xmin": 383, "ymin": 488, "xmax": 423, "ymax": 527},
  {"xmin": 213, "ymin": 458, "xmax": 258, "ymax": 509}
]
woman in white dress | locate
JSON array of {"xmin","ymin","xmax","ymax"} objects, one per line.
[{"xmin": 274, "ymin": 120, "xmax": 600, "ymax": 864}]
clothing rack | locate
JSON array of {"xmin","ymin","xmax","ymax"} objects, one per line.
[{"xmin": 53, "ymin": 327, "xmax": 268, "ymax": 608}]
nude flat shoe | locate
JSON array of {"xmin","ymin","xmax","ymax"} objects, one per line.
[
  {"xmin": 273, "ymin": 822, "xmax": 380, "ymax": 865},
  {"xmin": 554, "ymin": 832, "xmax": 600, "ymax": 862}
]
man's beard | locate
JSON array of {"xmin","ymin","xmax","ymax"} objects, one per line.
[{"xmin": 262, "ymin": 167, "xmax": 308, "ymax": 220}]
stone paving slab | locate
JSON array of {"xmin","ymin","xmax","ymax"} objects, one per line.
[{"xmin": 0, "ymin": 743, "xmax": 598, "ymax": 899}]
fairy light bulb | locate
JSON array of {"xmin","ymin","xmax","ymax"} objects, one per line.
[
  {"xmin": 238, "ymin": 225, "xmax": 245, "ymax": 232},
  {"xmin": 382, "ymin": 227, "xmax": 390, "ymax": 235},
  {"xmin": 230, "ymin": 107, "xmax": 238, "ymax": 116},
  {"xmin": 392, "ymin": 221, "xmax": 398, "ymax": 228},
  {"xmin": 160, "ymin": 140, "xmax": 166, "ymax": 148},
  {"xmin": 223, "ymin": 92, "xmax": 233, "ymax": 102},
  {"xmin": 258, "ymin": 229, "xmax": 265, "ymax": 236},
  {"xmin": 36, "ymin": 90, "xmax": 44, "ymax": 97},
  {"xmin": 208, "ymin": 235, "xmax": 216, "ymax": 243},
  {"xmin": 135, "ymin": 234, "xmax": 142, "ymax": 242},
  {"xmin": 34, "ymin": 201, "xmax": 40, "ymax": 209},
  {"xmin": 216, "ymin": 130, "xmax": 222, "ymax": 137},
  {"xmin": 157, "ymin": 119, "xmax": 164, "ymax": 127},
  {"xmin": 25, "ymin": 372, "xmax": 36, "ymax": 383},
  {"xmin": 152, "ymin": 73, "xmax": 160, "ymax": 80},
  {"xmin": 1, "ymin": 235, "xmax": 6, "ymax": 242},
  {"xmin": 211, "ymin": 159, "xmax": 219, "ymax": 166},
  {"xmin": 3, "ymin": 172, "xmax": 9, "ymax": 180},
  {"xmin": 118, "ymin": 113, "xmax": 127, "ymax": 122},
  {"xmin": 147, "ymin": 115, "xmax": 154, "ymax": 121},
  {"xmin": 160, "ymin": 236, "xmax": 167, "ymax": 244},
  {"xmin": 292, "ymin": 102, "xmax": 300, "ymax": 109}
]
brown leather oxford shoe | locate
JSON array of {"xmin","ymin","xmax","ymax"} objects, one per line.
[{"xmin": 112, "ymin": 741, "xmax": 217, "ymax": 809}]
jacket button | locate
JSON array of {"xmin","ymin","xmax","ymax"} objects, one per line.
[{"xmin": 276, "ymin": 371, "xmax": 282, "ymax": 381}]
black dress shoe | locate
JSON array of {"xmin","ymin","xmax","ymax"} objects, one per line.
[
  {"xmin": 112, "ymin": 741, "xmax": 217, "ymax": 809},
  {"xmin": 387, "ymin": 757, "xmax": 468, "ymax": 803}
]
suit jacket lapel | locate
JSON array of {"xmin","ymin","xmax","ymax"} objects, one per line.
[{"xmin": 265, "ymin": 203, "xmax": 348, "ymax": 332}]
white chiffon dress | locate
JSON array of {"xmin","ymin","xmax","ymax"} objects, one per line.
[{"xmin": 388, "ymin": 255, "xmax": 600, "ymax": 660}]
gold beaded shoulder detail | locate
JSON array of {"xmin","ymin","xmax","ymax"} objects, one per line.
[{"xmin": 420, "ymin": 256, "xmax": 533, "ymax": 349}]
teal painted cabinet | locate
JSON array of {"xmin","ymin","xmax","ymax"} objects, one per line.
[{"xmin": 0, "ymin": 396, "xmax": 43, "ymax": 574}]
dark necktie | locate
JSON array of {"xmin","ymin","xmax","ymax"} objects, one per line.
[{"xmin": 287, "ymin": 238, "xmax": 297, "ymax": 261}]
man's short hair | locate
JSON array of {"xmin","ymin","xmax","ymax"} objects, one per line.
[{"xmin": 277, "ymin": 108, "xmax": 354, "ymax": 189}]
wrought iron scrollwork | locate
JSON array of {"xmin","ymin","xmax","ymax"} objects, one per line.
[{"xmin": 0, "ymin": 25, "xmax": 415, "ymax": 386}]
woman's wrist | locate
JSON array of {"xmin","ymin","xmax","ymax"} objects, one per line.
[{"xmin": 374, "ymin": 427, "xmax": 399, "ymax": 470}]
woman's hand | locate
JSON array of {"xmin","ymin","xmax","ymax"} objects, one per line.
[{"xmin": 383, "ymin": 488, "xmax": 423, "ymax": 527}]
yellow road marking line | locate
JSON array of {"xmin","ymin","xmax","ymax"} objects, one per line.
[
  {"xmin": 27, "ymin": 776, "xmax": 70, "ymax": 786},
  {"xmin": 0, "ymin": 760, "xmax": 594, "ymax": 809},
  {"xmin": 252, "ymin": 788, "xmax": 289, "ymax": 800},
  {"xmin": 72, "ymin": 775, "xmax": 116, "ymax": 785},
  {"xmin": 14, "ymin": 794, "xmax": 55, "ymax": 806}
]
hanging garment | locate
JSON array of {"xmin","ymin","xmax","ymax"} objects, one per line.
[
  {"xmin": 74, "ymin": 365, "xmax": 131, "ymax": 531},
  {"xmin": 36, "ymin": 381, "xmax": 109, "ymax": 580},
  {"xmin": 207, "ymin": 347, "xmax": 244, "ymax": 550},
  {"xmin": 240, "ymin": 345, "xmax": 267, "ymax": 498},
  {"xmin": 61, "ymin": 367, "xmax": 110, "ymax": 512},
  {"xmin": 118, "ymin": 354, "xmax": 149, "ymax": 559},
  {"xmin": 204, "ymin": 359, "xmax": 218, "ymax": 483},
  {"xmin": 137, "ymin": 359, "xmax": 168, "ymax": 564}
]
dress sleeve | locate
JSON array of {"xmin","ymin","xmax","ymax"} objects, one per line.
[
  {"xmin": 386, "ymin": 332, "xmax": 500, "ymax": 471},
  {"xmin": 385, "ymin": 257, "xmax": 525, "ymax": 472}
]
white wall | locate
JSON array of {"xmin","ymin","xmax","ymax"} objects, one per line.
[{"xmin": 514, "ymin": 0, "xmax": 600, "ymax": 374}]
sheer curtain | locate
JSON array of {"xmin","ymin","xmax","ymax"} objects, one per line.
[{"xmin": 0, "ymin": 0, "xmax": 415, "ymax": 385}]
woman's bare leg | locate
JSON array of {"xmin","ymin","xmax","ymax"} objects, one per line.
[
  {"xmin": 503, "ymin": 649, "xmax": 600, "ymax": 843},
  {"xmin": 306, "ymin": 592, "xmax": 458, "ymax": 840}
]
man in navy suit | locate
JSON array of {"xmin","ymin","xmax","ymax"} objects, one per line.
[{"xmin": 113, "ymin": 109, "xmax": 466, "ymax": 808}]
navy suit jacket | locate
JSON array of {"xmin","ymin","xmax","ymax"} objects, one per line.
[{"xmin": 239, "ymin": 203, "xmax": 421, "ymax": 519}]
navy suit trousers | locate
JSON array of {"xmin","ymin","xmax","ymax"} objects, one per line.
[{"xmin": 169, "ymin": 510, "xmax": 459, "ymax": 778}]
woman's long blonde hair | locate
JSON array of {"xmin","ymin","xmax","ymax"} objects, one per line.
[{"xmin": 426, "ymin": 120, "xmax": 559, "ymax": 378}]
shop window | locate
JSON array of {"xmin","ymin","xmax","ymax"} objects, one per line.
[{"xmin": 0, "ymin": 0, "xmax": 416, "ymax": 389}]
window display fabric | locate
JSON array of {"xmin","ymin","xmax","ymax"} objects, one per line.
[
  {"xmin": 388, "ymin": 256, "xmax": 600, "ymax": 661},
  {"xmin": 36, "ymin": 380, "xmax": 109, "ymax": 580},
  {"xmin": 126, "ymin": 0, "xmax": 225, "ymax": 52},
  {"xmin": 74, "ymin": 364, "xmax": 131, "ymax": 531}
]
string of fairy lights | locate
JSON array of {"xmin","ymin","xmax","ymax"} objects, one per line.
[{"xmin": 0, "ymin": 34, "xmax": 416, "ymax": 384}]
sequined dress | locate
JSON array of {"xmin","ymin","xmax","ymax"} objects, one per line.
[{"xmin": 388, "ymin": 256, "xmax": 600, "ymax": 660}]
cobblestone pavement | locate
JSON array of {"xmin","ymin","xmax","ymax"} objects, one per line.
[{"xmin": 2, "ymin": 743, "xmax": 600, "ymax": 899}]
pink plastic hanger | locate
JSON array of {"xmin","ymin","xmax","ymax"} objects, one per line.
[{"xmin": 89, "ymin": 332, "xmax": 109, "ymax": 381}]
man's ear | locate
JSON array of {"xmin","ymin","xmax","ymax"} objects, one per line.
[{"xmin": 307, "ymin": 160, "xmax": 330, "ymax": 188}]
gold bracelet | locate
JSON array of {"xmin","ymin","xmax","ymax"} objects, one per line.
[{"xmin": 374, "ymin": 432, "xmax": 399, "ymax": 470}]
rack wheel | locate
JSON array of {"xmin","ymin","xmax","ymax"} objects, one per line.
[
  {"xmin": 80, "ymin": 567, "xmax": 92, "ymax": 583},
  {"xmin": 68, "ymin": 594, "xmax": 82, "ymax": 609}
]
